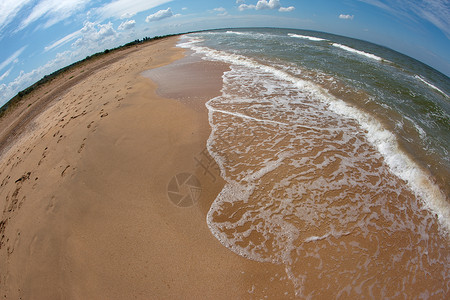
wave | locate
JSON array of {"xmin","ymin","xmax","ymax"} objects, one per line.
[
  {"xmin": 179, "ymin": 35, "xmax": 450, "ymax": 235},
  {"xmin": 288, "ymin": 33, "xmax": 327, "ymax": 42},
  {"xmin": 415, "ymin": 75, "xmax": 449, "ymax": 98},
  {"xmin": 225, "ymin": 30, "xmax": 246, "ymax": 35},
  {"xmin": 332, "ymin": 43, "xmax": 386, "ymax": 62}
]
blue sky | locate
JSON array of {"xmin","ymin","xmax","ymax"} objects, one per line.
[{"xmin": 0, "ymin": 0, "xmax": 449, "ymax": 107}]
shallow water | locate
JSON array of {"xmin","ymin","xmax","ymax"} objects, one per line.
[{"xmin": 178, "ymin": 28, "xmax": 449, "ymax": 298}]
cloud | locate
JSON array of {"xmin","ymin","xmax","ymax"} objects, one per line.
[
  {"xmin": 279, "ymin": 6, "xmax": 295, "ymax": 12},
  {"xmin": 236, "ymin": 0, "xmax": 245, "ymax": 3},
  {"xmin": 118, "ymin": 19, "xmax": 136, "ymax": 30},
  {"xmin": 238, "ymin": 0, "xmax": 294, "ymax": 12},
  {"xmin": 0, "ymin": 67, "xmax": 13, "ymax": 82},
  {"xmin": 98, "ymin": 0, "xmax": 172, "ymax": 20},
  {"xmin": 17, "ymin": 0, "xmax": 90, "ymax": 31},
  {"xmin": 0, "ymin": 46, "xmax": 27, "ymax": 72},
  {"xmin": 339, "ymin": 14, "xmax": 354, "ymax": 20},
  {"xmin": 256, "ymin": 0, "xmax": 281, "ymax": 10},
  {"xmin": 0, "ymin": 0, "xmax": 33, "ymax": 34},
  {"xmin": 238, "ymin": 4, "xmax": 255, "ymax": 11},
  {"xmin": 120, "ymin": 12, "xmax": 135, "ymax": 19},
  {"xmin": 72, "ymin": 22, "xmax": 117, "ymax": 50},
  {"xmin": 145, "ymin": 8, "xmax": 173, "ymax": 22},
  {"xmin": 358, "ymin": 0, "xmax": 450, "ymax": 38},
  {"xmin": 44, "ymin": 29, "xmax": 83, "ymax": 52},
  {"xmin": 213, "ymin": 7, "xmax": 228, "ymax": 16}
]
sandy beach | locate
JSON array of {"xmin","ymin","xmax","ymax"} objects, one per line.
[
  {"xmin": 0, "ymin": 37, "xmax": 293, "ymax": 299},
  {"xmin": 1, "ymin": 33, "xmax": 449, "ymax": 299}
]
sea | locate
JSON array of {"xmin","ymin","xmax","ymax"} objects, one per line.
[{"xmin": 177, "ymin": 28, "xmax": 449, "ymax": 298}]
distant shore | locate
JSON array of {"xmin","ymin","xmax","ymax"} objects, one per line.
[{"xmin": 0, "ymin": 35, "xmax": 176, "ymax": 156}]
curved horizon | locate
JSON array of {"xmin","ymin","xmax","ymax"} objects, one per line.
[{"xmin": 0, "ymin": 0, "xmax": 449, "ymax": 107}]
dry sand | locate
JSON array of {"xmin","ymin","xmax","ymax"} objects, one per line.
[{"xmin": 0, "ymin": 37, "xmax": 295, "ymax": 299}]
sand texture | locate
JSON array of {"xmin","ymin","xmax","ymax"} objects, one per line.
[{"xmin": 0, "ymin": 37, "xmax": 293, "ymax": 299}]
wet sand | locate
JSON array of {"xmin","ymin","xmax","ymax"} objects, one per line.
[{"xmin": 0, "ymin": 37, "xmax": 295, "ymax": 299}]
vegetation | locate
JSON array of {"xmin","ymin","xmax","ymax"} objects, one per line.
[{"xmin": 0, "ymin": 33, "xmax": 177, "ymax": 119}]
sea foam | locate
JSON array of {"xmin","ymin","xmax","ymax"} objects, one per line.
[
  {"xmin": 332, "ymin": 43, "xmax": 385, "ymax": 62},
  {"xmin": 288, "ymin": 33, "xmax": 327, "ymax": 42},
  {"xmin": 179, "ymin": 34, "xmax": 450, "ymax": 235},
  {"xmin": 415, "ymin": 75, "xmax": 449, "ymax": 98},
  {"xmin": 178, "ymin": 32, "xmax": 450, "ymax": 297}
]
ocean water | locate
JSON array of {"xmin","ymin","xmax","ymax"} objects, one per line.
[{"xmin": 178, "ymin": 28, "xmax": 449, "ymax": 298}]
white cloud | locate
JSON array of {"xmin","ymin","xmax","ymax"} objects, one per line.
[
  {"xmin": 339, "ymin": 14, "xmax": 354, "ymax": 20},
  {"xmin": 72, "ymin": 22, "xmax": 117, "ymax": 50},
  {"xmin": 279, "ymin": 6, "xmax": 295, "ymax": 12},
  {"xmin": 120, "ymin": 12, "xmax": 136, "ymax": 19},
  {"xmin": 256, "ymin": 0, "xmax": 281, "ymax": 10},
  {"xmin": 182, "ymin": 7, "xmax": 188, "ymax": 11},
  {"xmin": 17, "ymin": 0, "xmax": 90, "ymax": 31},
  {"xmin": 238, "ymin": 0, "xmax": 294, "ymax": 12},
  {"xmin": 145, "ymin": 8, "xmax": 173, "ymax": 22},
  {"xmin": 213, "ymin": 7, "xmax": 228, "ymax": 16},
  {"xmin": 98, "ymin": 0, "xmax": 172, "ymax": 20},
  {"xmin": 238, "ymin": 4, "xmax": 256, "ymax": 11},
  {"xmin": 236, "ymin": 0, "xmax": 245, "ymax": 3},
  {"xmin": 44, "ymin": 29, "xmax": 83, "ymax": 52},
  {"xmin": 0, "ymin": 0, "xmax": 33, "ymax": 34},
  {"xmin": 0, "ymin": 67, "xmax": 13, "ymax": 82},
  {"xmin": 0, "ymin": 46, "xmax": 27, "ymax": 72},
  {"xmin": 118, "ymin": 19, "xmax": 136, "ymax": 30}
]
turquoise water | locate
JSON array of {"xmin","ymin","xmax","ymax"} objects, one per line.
[{"xmin": 178, "ymin": 28, "xmax": 449, "ymax": 298}]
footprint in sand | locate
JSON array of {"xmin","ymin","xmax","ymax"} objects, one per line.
[
  {"xmin": 1, "ymin": 175, "xmax": 10, "ymax": 187},
  {"xmin": 7, "ymin": 231, "xmax": 21, "ymax": 256},
  {"xmin": 38, "ymin": 147, "xmax": 48, "ymax": 166},
  {"xmin": 57, "ymin": 135, "xmax": 65, "ymax": 143},
  {"xmin": 78, "ymin": 139, "xmax": 87, "ymax": 153},
  {"xmin": 0, "ymin": 219, "xmax": 7, "ymax": 249},
  {"xmin": 61, "ymin": 165, "xmax": 71, "ymax": 177}
]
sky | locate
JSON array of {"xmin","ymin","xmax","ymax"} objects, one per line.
[{"xmin": 0, "ymin": 0, "xmax": 449, "ymax": 107}]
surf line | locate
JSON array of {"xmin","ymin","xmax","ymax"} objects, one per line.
[
  {"xmin": 415, "ymin": 75, "xmax": 449, "ymax": 98},
  {"xmin": 207, "ymin": 106, "xmax": 288, "ymax": 126},
  {"xmin": 207, "ymin": 105, "xmax": 341, "ymax": 133}
]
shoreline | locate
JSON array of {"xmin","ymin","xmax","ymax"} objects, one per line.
[{"xmin": 0, "ymin": 36, "xmax": 293, "ymax": 298}]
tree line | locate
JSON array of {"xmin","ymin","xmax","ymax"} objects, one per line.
[{"xmin": 0, "ymin": 34, "xmax": 177, "ymax": 118}]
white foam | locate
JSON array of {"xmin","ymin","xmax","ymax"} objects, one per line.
[
  {"xmin": 222, "ymin": 30, "xmax": 279, "ymax": 40},
  {"xmin": 225, "ymin": 30, "xmax": 246, "ymax": 35},
  {"xmin": 415, "ymin": 75, "xmax": 449, "ymax": 98},
  {"xmin": 288, "ymin": 33, "xmax": 327, "ymax": 42},
  {"xmin": 332, "ymin": 43, "xmax": 385, "ymax": 62},
  {"xmin": 327, "ymin": 97, "xmax": 450, "ymax": 234},
  {"xmin": 180, "ymin": 34, "xmax": 450, "ymax": 236},
  {"xmin": 177, "ymin": 36, "xmax": 204, "ymax": 48},
  {"xmin": 207, "ymin": 105, "xmax": 289, "ymax": 127},
  {"xmin": 178, "ymin": 34, "xmax": 450, "ymax": 297}
]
